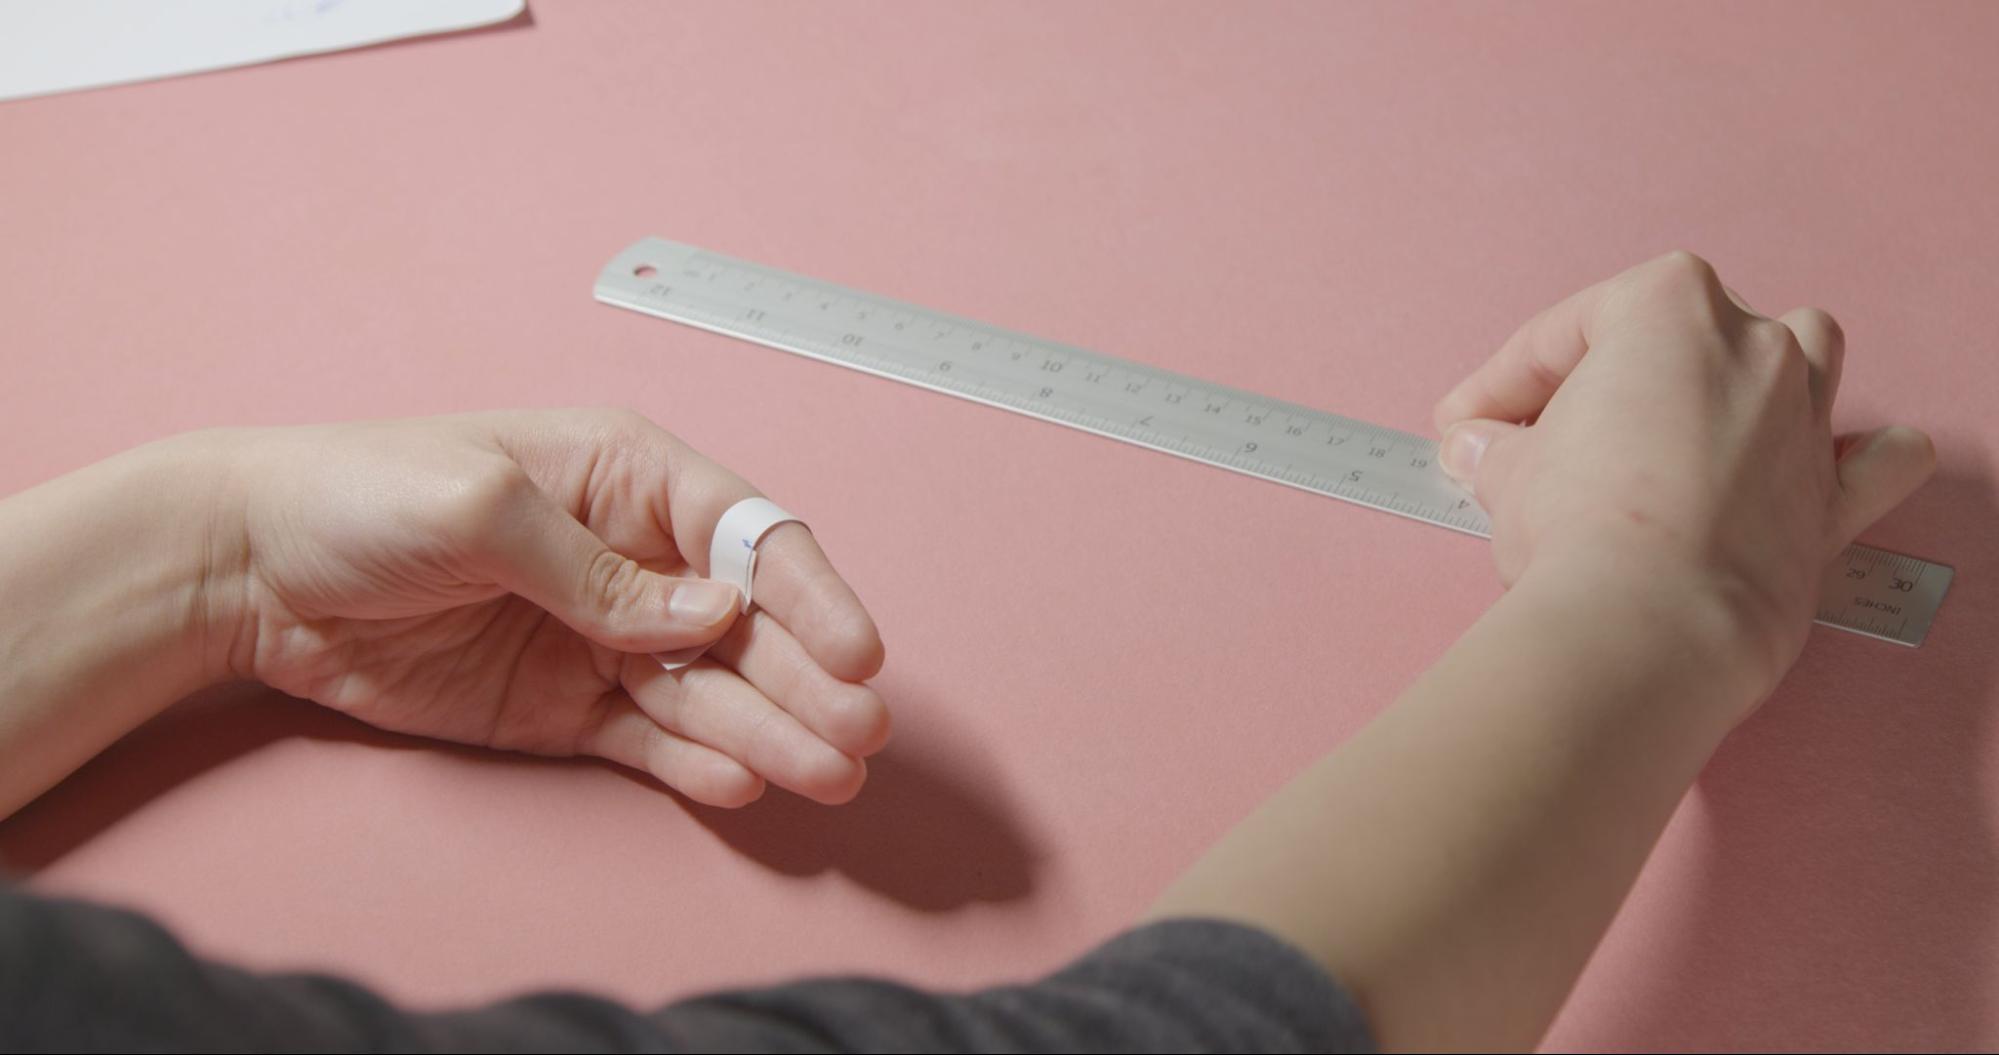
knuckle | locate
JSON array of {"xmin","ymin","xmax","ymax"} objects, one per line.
[
  {"xmin": 599, "ymin": 406, "xmax": 656, "ymax": 437},
  {"xmin": 636, "ymin": 722, "xmax": 673, "ymax": 772},
  {"xmin": 1431, "ymin": 396, "xmax": 1459, "ymax": 431},
  {"xmin": 583, "ymin": 547, "xmax": 642, "ymax": 622},
  {"xmin": 1615, "ymin": 251, "xmax": 1730, "ymax": 325},
  {"xmin": 590, "ymin": 406, "xmax": 684, "ymax": 485},
  {"xmin": 441, "ymin": 462, "xmax": 537, "ymax": 535},
  {"xmin": 739, "ymin": 703, "xmax": 787, "ymax": 773},
  {"xmin": 1653, "ymin": 249, "xmax": 1720, "ymax": 286},
  {"xmin": 553, "ymin": 406, "xmax": 651, "ymax": 452},
  {"xmin": 1744, "ymin": 316, "xmax": 1802, "ymax": 359},
  {"xmin": 1791, "ymin": 306, "xmax": 1844, "ymax": 346},
  {"xmin": 670, "ymin": 451, "xmax": 758, "ymax": 526},
  {"xmin": 572, "ymin": 407, "xmax": 656, "ymax": 453},
  {"xmin": 1521, "ymin": 345, "xmax": 1568, "ymax": 395}
]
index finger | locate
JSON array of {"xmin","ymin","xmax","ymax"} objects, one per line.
[
  {"xmin": 1432, "ymin": 274, "xmax": 1615, "ymax": 433},
  {"xmin": 660, "ymin": 440, "xmax": 886, "ymax": 684},
  {"xmin": 744, "ymin": 522, "xmax": 885, "ymax": 682}
]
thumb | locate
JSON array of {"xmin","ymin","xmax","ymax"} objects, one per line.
[
  {"xmin": 482, "ymin": 481, "xmax": 743, "ymax": 654},
  {"xmin": 1834, "ymin": 426, "xmax": 1937, "ymax": 544},
  {"xmin": 1440, "ymin": 419, "xmax": 1526, "ymax": 509}
]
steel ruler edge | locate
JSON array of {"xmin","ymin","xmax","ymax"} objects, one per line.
[{"xmin": 593, "ymin": 238, "xmax": 1954, "ymax": 648}]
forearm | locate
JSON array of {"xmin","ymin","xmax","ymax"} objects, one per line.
[
  {"xmin": 1151, "ymin": 561, "xmax": 1769, "ymax": 1051},
  {"xmin": 0, "ymin": 434, "xmax": 238, "ymax": 818}
]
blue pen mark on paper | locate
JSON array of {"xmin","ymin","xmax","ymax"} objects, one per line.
[{"xmin": 269, "ymin": 0, "xmax": 347, "ymax": 23}]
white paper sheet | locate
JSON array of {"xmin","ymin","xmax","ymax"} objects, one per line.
[{"xmin": 0, "ymin": 0, "xmax": 525, "ymax": 102}]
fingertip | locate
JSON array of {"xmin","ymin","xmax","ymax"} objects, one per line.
[
  {"xmin": 1893, "ymin": 426, "xmax": 1938, "ymax": 474},
  {"xmin": 664, "ymin": 738, "xmax": 765, "ymax": 807},
  {"xmin": 823, "ymin": 683, "xmax": 892, "ymax": 757},
  {"xmin": 777, "ymin": 743, "xmax": 867, "ymax": 805},
  {"xmin": 590, "ymin": 700, "xmax": 768, "ymax": 807},
  {"xmin": 684, "ymin": 766, "xmax": 766, "ymax": 809},
  {"xmin": 805, "ymin": 754, "xmax": 867, "ymax": 806},
  {"xmin": 1834, "ymin": 426, "xmax": 1939, "ymax": 542},
  {"xmin": 664, "ymin": 577, "xmax": 744, "ymax": 632},
  {"xmin": 819, "ymin": 608, "xmax": 886, "ymax": 683},
  {"xmin": 1439, "ymin": 420, "xmax": 1505, "ymax": 482},
  {"xmin": 1840, "ymin": 425, "xmax": 1937, "ymax": 474},
  {"xmin": 574, "ymin": 569, "xmax": 743, "ymax": 655},
  {"xmin": 1878, "ymin": 426, "xmax": 1940, "ymax": 494},
  {"xmin": 788, "ymin": 577, "xmax": 885, "ymax": 682},
  {"xmin": 754, "ymin": 528, "xmax": 887, "ymax": 681},
  {"xmin": 1780, "ymin": 306, "xmax": 1844, "ymax": 349}
]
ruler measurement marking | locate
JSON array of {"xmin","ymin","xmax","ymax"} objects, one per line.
[{"xmin": 599, "ymin": 239, "xmax": 1954, "ymax": 647}]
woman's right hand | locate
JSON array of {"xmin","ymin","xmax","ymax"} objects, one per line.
[
  {"xmin": 1432, "ymin": 251, "xmax": 1934, "ymax": 704},
  {"xmin": 199, "ymin": 409, "xmax": 889, "ymax": 809}
]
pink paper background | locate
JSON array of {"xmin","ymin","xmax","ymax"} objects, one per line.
[{"xmin": 2, "ymin": 2, "xmax": 1995, "ymax": 1050}]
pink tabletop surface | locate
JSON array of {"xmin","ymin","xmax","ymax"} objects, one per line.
[{"xmin": 2, "ymin": 2, "xmax": 1996, "ymax": 1050}]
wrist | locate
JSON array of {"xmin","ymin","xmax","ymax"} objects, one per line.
[
  {"xmin": 0, "ymin": 430, "xmax": 251, "ymax": 814},
  {"xmin": 138, "ymin": 428, "xmax": 255, "ymax": 688},
  {"xmin": 93, "ymin": 430, "xmax": 251, "ymax": 693},
  {"xmin": 1508, "ymin": 548, "xmax": 1789, "ymax": 715}
]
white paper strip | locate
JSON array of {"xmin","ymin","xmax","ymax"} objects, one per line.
[{"xmin": 654, "ymin": 498, "xmax": 808, "ymax": 672}]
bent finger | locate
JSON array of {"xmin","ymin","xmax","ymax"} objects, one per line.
[
  {"xmin": 1779, "ymin": 307, "xmax": 1845, "ymax": 419},
  {"xmin": 1433, "ymin": 274, "xmax": 1617, "ymax": 431},
  {"xmin": 707, "ymin": 609, "xmax": 892, "ymax": 758},
  {"xmin": 583, "ymin": 693, "xmax": 766, "ymax": 807},
  {"xmin": 623, "ymin": 654, "xmax": 868, "ymax": 805},
  {"xmin": 1834, "ymin": 427, "xmax": 1936, "ymax": 545}
]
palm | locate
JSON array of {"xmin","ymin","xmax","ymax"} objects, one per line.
[
  {"xmin": 241, "ymin": 420, "xmax": 686, "ymax": 757},
  {"xmin": 279, "ymin": 596, "xmax": 630, "ymax": 756}
]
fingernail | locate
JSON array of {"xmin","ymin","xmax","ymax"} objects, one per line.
[
  {"xmin": 669, "ymin": 580, "xmax": 740, "ymax": 624},
  {"xmin": 1441, "ymin": 425, "xmax": 1489, "ymax": 481}
]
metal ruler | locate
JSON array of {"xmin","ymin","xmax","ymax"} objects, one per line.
[{"xmin": 595, "ymin": 238, "xmax": 1954, "ymax": 647}]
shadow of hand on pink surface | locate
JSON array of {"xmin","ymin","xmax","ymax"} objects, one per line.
[
  {"xmin": 0, "ymin": 684, "xmax": 414, "ymax": 874},
  {"xmin": 0, "ymin": 678, "xmax": 1041, "ymax": 916},
  {"xmin": 1574, "ymin": 449, "xmax": 1999, "ymax": 1051},
  {"xmin": 675, "ymin": 687, "xmax": 1041, "ymax": 913}
]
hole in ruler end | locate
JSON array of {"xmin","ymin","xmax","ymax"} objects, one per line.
[{"xmin": 633, "ymin": 264, "xmax": 657, "ymax": 278}]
